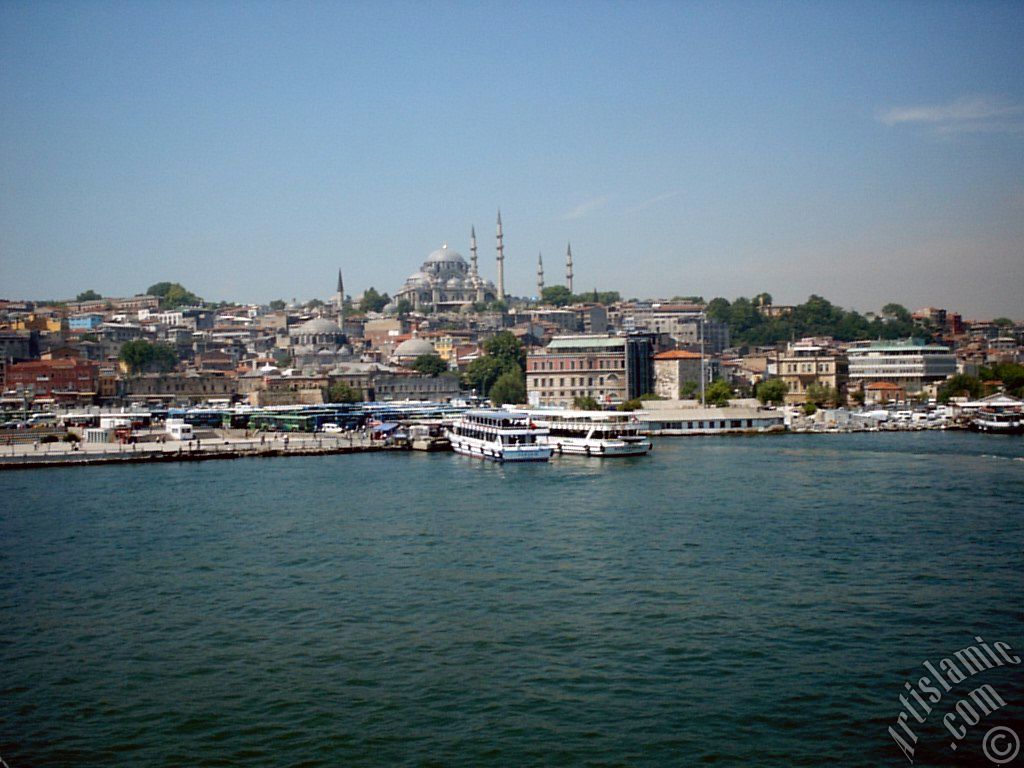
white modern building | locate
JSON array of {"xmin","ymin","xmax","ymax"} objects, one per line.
[{"xmin": 846, "ymin": 340, "xmax": 956, "ymax": 393}]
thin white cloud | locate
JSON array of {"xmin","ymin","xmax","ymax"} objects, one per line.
[
  {"xmin": 877, "ymin": 96, "xmax": 1024, "ymax": 134},
  {"xmin": 562, "ymin": 196, "xmax": 608, "ymax": 220},
  {"xmin": 625, "ymin": 190, "xmax": 682, "ymax": 214}
]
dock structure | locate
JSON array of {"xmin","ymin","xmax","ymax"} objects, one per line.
[{"xmin": 0, "ymin": 433, "xmax": 401, "ymax": 471}]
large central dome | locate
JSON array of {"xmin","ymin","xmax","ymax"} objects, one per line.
[{"xmin": 425, "ymin": 243, "xmax": 467, "ymax": 265}]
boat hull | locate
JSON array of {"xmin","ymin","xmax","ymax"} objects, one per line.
[
  {"xmin": 448, "ymin": 434, "xmax": 553, "ymax": 462},
  {"xmin": 970, "ymin": 420, "xmax": 1024, "ymax": 435},
  {"xmin": 547, "ymin": 438, "xmax": 652, "ymax": 457}
]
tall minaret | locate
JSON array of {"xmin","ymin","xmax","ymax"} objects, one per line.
[
  {"xmin": 565, "ymin": 242, "xmax": 574, "ymax": 293},
  {"xmin": 495, "ymin": 210, "xmax": 505, "ymax": 301},
  {"xmin": 470, "ymin": 226, "xmax": 479, "ymax": 277},
  {"xmin": 335, "ymin": 269, "xmax": 345, "ymax": 319},
  {"xmin": 537, "ymin": 253, "xmax": 545, "ymax": 297}
]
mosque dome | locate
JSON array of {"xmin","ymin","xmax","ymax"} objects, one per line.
[
  {"xmin": 425, "ymin": 244, "xmax": 467, "ymax": 265},
  {"xmin": 393, "ymin": 336, "xmax": 437, "ymax": 359},
  {"xmin": 293, "ymin": 317, "xmax": 342, "ymax": 336}
]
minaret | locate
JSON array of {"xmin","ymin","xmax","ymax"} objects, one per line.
[
  {"xmin": 470, "ymin": 226, "xmax": 479, "ymax": 277},
  {"xmin": 495, "ymin": 210, "xmax": 505, "ymax": 301},
  {"xmin": 537, "ymin": 253, "xmax": 545, "ymax": 297},
  {"xmin": 566, "ymin": 242, "xmax": 574, "ymax": 293},
  {"xmin": 335, "ymin": 269, "xmax": 345, "ymax": 319}
]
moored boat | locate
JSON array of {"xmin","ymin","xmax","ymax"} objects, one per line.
[
  {"xmin": 970, "ymin": 407, "xmax": 1024, "ymax": 434},
  {"xmin": 514, "ymin": 409, "xmax": 652, "ymax": 457},
  {"xmin": 445, "ymin": 410, "xmax": 553, "ymax": 462},
  {"xmin": 407, "ymin": 421, "xmax": 451, "ymax": 451}
]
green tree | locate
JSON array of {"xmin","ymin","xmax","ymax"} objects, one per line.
[
  {"xmin": 979, "ymin": 362, "xmax": 1024, "ymax": 396},
  {"xmin": 754, "ymin": 378, "xmax": 788, "ymax": 406},
  {"xmin": 489, "ymin": 369, "xmax": 526, "ymax": 406},
  {"xmin": 679, "ymin": 380, "xmax": 699, "ymax": 399},
  {"xmin": 411, "ymin": 354, "xmax": 448, "ymax": 375},
  {"xmin": 395, "ymin": 299, "xmax": 413, "ymax": 318},
  {"xmin": 119, "ymin": 340, "xmax": 178, "ymax": 374},
  {"xmin": 803, "ymin": 402, "xmax": 818, "ymax": 416},
  {"xmin": 462, "ymin": 356, "xmax": 506, "ymax": 396},
  {"xmin": 705, "ymin": 297, "xmax": 731, "ymax": 323},
  {"xmin": 147, "ymin": 282, "xmax": 201, "ymax": 308},
  {"xmin": 483, "ymin": 331, "xmax": 526, "ymax": 372},
  {"xmin": 937, "ymin": 374, "xmax": 982, "ymax": 403},
  {"xmin": 541, "ymin": 285, "xmax": 574, "ymax": 306},
  {"xmin": 881, "ymin": 303, "xmax": 912, "ymax": 323},
  {"xmin": 573, "ymin": 395, "xmax": 601, "ymax": 410},
  {"xmin": 269, "ymin": 299, "xmax": 287, "ymax": 311},
  {"xmin": 850, "ymin": 388, "xmax": 866, "ymax": 406},
  {"xmin": 359, "ymin": 287, "xmax": 390, "ymax": 313},
  {"xmin": 462, "ymin": 331, "xmax": 526, "ymax": 395},
  {"xmin": 593, "ymin": 291, "xmax": 621, "ymax": 305},
  {"xmin": 992, "ymin": 317, "xmax": 1014, "ymax": 328},
  {"xmin": 76, "ymin": 289, "xmax": 102, "ymax": 301},
  {"xmin": 804, "ymin": 382, "xmax": 839, "ymax": 408},
  {"xmin": 327, "ymin": 381, "xmax": 362, "ymax": 403},
  {"xmin": 704, "ymin": 380, "xmax": 733, "ymax": 407},
  {"xmin": 307, "ymin": 298, "xmax": 325, "ymax": 309},
  {"xmin": 617, "ymin": 398, "xmax": 642, "ymax": 412}
]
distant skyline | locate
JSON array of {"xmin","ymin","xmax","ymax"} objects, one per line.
[{"xmin": 1, "ymin": 1, "xmax": 1022, "ymax": 318}]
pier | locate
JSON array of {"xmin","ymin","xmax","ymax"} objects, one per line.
[{"xmin": 0, "ymin": 432, "xmax": 400, "ymax": 471}]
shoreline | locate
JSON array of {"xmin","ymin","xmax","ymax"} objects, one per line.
[{"xmin": 0, "ymin": 426, "xmax": 1004, "ymax": 471}]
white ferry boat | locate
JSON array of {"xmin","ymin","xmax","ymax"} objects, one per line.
[
  {"xmin": 970, "ymin": 407, "xmax": 1023, "ymax": 435},
  {"xmin": 446, "ymin": 410, "xmax": 553, "ymax": 462},
  {"xmin": 514, "ymin": 409, "xmax": 652, "ymax": 457}
]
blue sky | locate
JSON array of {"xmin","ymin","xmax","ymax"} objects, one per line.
[{"xmin": 1, "ymin": 1, "xmax": 1022, "ymax": 317}]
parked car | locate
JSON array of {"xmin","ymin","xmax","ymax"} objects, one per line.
[{"xmin": 320, "ymin": 423, "xmax": 344, "ymax": 434}]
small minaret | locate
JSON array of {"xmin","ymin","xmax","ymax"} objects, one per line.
[
  {"xmin": 496, "ymin": 210, "xmax": 506, "ymax": 301},
  {"xmin": 566, "ymin": 242, "xmax": 574, "ymax": 293},
  {"xmin": 470, "ymin": 225, "xmax": 479, "ymax": 277},
  {"xmin": 335, "ymin": 269, "xmax": 345, "ymax": 319},
  {"xmin": 537, "ymin": 253, "xmax": 545, "ymax": 297}
]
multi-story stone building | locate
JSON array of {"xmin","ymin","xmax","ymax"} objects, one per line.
[
  {"xmin": 526, "ymin": 334, "xmax": 653, "ymax": 407},
  {"xmin": 775, "ymin": 340, "xmax": 849, "ymax": 405},
  {"xmin": 122, "ymin": 371, "xmax": 237, "ymax": 403},
  {"xmin": 614, "ymin": 302, "xmax": 730, "ymax": 353},
  {"xmin": 652, "ymin": 350, "xmax": 704, "ymax": 399},
  {"xmin": 4, "ymin": 359, "xmax": 99, "ymax": 402}
]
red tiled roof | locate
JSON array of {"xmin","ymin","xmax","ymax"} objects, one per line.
[{"xmin": 653, "ymin": 350, "xmax": 702, "ymax": 360}]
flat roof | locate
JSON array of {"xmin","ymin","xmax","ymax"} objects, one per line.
[
  {"xmin": 848, "ymin": 342, "xmax": 952, "ymax": 353},
  {"xmin": 546, "ymin": 336, "xmax": 625, "ymax": 350},
  {"xmin": 466, "ymin": 409, "xmax": 527, "ymax": 419}
]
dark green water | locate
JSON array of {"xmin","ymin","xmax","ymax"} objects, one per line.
[{"xmin": 2, "ymin": 432, "xmax": 1022, "ymax": 767}]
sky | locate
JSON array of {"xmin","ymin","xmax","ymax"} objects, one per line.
[{"xmin": 1, "ymin": 0, "xmax": 1022, "ymax": 319}]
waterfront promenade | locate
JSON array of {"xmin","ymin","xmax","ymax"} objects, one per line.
[{"xmin": 0, "ymin": 431, "xmax": 394, "ymax": 470}]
